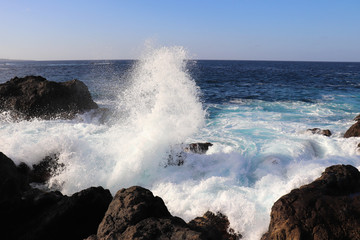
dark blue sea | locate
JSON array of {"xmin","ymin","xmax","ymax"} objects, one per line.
[{"xmin": 1, "ymin": 47, "xmax": 360, "ymax": 239}]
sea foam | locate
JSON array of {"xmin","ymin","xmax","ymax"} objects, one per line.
[{"xmin": 1, "ymin": 47, "xmax": 360, "ymax": 240}]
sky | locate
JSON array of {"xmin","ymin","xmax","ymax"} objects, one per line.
[{"xmin": 1, "ymin": 0, "xmax": 360, "ymax": 61}]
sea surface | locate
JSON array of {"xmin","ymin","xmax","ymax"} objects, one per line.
[{"xmin": 1, "ymin": 47, "xmax": 360, "ymax": 239}]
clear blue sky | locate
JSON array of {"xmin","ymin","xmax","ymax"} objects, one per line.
[{"xmin": 1, "ymin": 0, "xmax": 360, "ymax": 61}]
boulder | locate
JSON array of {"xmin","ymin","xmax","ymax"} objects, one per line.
[
  {"xmin": 306, "ymin": 128, "xmax": 332, "ymax": 137},
  {"xmin": 188, "ymin": 211, "xmax": 241, "ymax": 240},
  {"xmin": 261, "ymin": 164, "xmax": 360, "ymax": 240},
  {"xmin": 0, "ymin": 152, "xmax": 112, "ymax": 240},
  {"xmin": 0, "ymin": 75, "xmax": 98, "ymax": 119},
  {"xmin": 88, "ymin": 186, "xmax": 203, "ymax": 240},
  {"xmin": 2, "ymin": 186, "xmax": 112, "ymax": 240},
  {"xmin": 344, "ymin": 121, "xmax": 360, "ymax": 138}
]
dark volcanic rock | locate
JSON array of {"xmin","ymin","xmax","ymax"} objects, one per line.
[
  {"xmin": 185, "ymin": 142, "xmax": 213, "ymax": 154},
  {"xmin": 29, "ymin": 153, "xmax": 65, "ymax": 184},
  {"xmin": 0, "ymin": 75, "xmax": 98, "ymax": 119},
  {"xmin": 0, "ymin": 152, "xmax": 29, "ymax": 201},
  {"xmin": 88, "ymin": 186, "xmax": 203, "ymax": 240},
  {"xmin": 167, "ymin": 142, "xmax": 213, "ymax": 167},
  {"xmin": 0, "ymin": 152, "xmax": 112, "ymax": 240},
  {"xmin": 88, "ymin": 186, "xmax": 240, "ymax": 240},
  {"xmin": 188, "ymin": 211, "xmax": 241, "ymax": 240},
  {"xmin": 307, "ymin": 128, "xmax": 332, "ymax": 137},
  {"xmin": 344, "ymin": 121, "xmax": 360, "ymax": 138},
  {"xmin": 261, "ymin": 164, "xmax": 360, "ymax": 240}
]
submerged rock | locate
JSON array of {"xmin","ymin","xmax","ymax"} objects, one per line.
[
  {"xmin": 167, "ymin": 142, "xmax": 214, "ymax": 167},
  {"xmin": 0, "ymin": 152, "xmax": 112, "ymax": 240},
  {"xmin": 0, "ymin": 75, "xmax": 98, "ymax": 119},
  {"xmin": 184, "ymin": 142, "xmax": 213, "ymax": 154},
  {"xmin": 306, "ymin": 128, "xmax": 332, "ymax": 137},
  {"xmin": 261, "ymin": 164, "xmax": 360, "ymax": 240}
]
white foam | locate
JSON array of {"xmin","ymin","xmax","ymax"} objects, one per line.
[{"xmin": 1, "ymin": 48, "xmax": 360, "ymax": 240}]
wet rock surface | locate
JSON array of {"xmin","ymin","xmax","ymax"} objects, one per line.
[
  {"xmin": 344, "ymin": 121, "xmax": 360, "ymax": 138},
  {"xmin": 307, "ymin": 128, "xmax": 332, "ymax": 137},
  {"xmin": 261, "ymin": 164, "xmax": 360, "ymax": 240},
  {"xmin": 188, "ymin": 211, "xmax": 241, "ymax": 240},
  {"xmin": 0, "ymin": 152, "xmax": 112, "ymax": 240},
  {"xmin": 87, "ymin": 186, "xmax": 203, "ymax": 240},
  {"xmin": 184, "ymin": 142, "xmax": 213, "ymax": 154},
  {"xmin": 0, "ymin": 75, "xmax": 98, "ymax": 119}
]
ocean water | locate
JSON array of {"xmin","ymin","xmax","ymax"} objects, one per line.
[{"xmin": 1, "ymin": 47, "xmax": 360, "ymax": 239}]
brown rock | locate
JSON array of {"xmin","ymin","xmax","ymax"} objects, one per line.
[
  {"xmin": 354, "ymin": 114, "xmax": 360, "ymax": 121},
  {"xmin": 262, "ymin": 164, "xmax": 360, "ymax": 240},
  {"xmin": 188, "ymin": 211, "xmax": 241, "ymax": 240},
  {"xmin": 89, "ymin": 186, "xmax": 203, "ymax": 240},
  {"xmin": 344, "ymin": 121, "xmax": 360, "ymax": 138}
]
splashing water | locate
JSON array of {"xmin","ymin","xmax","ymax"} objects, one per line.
[{"xmin": 1, "ymin": 48, "xmax": 360, "ymax": 240}]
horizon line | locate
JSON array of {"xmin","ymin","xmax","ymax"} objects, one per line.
[{"xmin": 1, "ymin": 58, "xmax": 360, "ymax": 64}]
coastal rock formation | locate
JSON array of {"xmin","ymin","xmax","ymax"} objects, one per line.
[
  {"xmin": 0, "ymin": 152, "xmax": 30, "ymax": 201},
  {"xmin": 2, "ymin": 152, "xmax": 239, "ymax": 240},
  {"xmin": 87, "ymin": 186, "xmax": 203, "ymax": 240},
  {"xmin": 344, "ymin": 121, "xmax": 360, "ymax": 138},
  {"xmin": 87, "ymin": 186, "xmax": 240, "ymax": 240},
  {"xmin": 306, "ymin": 128, "xmax": 332, "ymax": 137},
  {"xmin": 354, "ymin": 114, "xmax": 360, "ymax": 121},
  {"xmin": 25, "ymin": 153, "xmax": 65, "ymax": 184},
  {"xmin": 0, "ymin": 152, "xmax": 112, "ymax": 240},
  {"xmin": 0, "ymin": 75, "xmax": 98, "ymax": 119},
  {"xmin": 188, "ymin": 211, "xmax": 241, "ymax": 240},
  {"xmin": 261, "ymin": 164, "xmax": 360, "ymax": 240}
]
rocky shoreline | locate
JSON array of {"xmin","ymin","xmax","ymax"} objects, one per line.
[
  {"xmin": 0, "ymin": 152, "xmax": 240, "ymax": 240},
  {"xmin": 1, "ymin": 76, "xmax": 360, "ymax": 239},
  {"xmin": 2, "ymin": 151, "xmax": 360, "ymax": 240}
]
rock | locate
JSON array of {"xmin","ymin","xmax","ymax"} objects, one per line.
[
  {"xmin": 87, "ymin": 186, "xmax": 240, "ymax": 240},
  {"xmin": 354, "ymin": 114, "xmax": 360, "ymax": 121},
  {"xmin": 89, "ymin": 186, "xmax": 203, "ymax": 240},
  {"xmin": 0, "ymin": 152, "xmax": 29, "ymax": 201},
  {"xmin": 0, "ymin": 152, "xmax": 112, "ymax": 240},
  {"xmin": 184, "ymin": 142, "xmax": 213, "ymax": 154},
  {"xmin": 0, "ymin": 75, "xmax": 98, "ymax": 119},
  {"xmin": 4, "ymin": 186, "xmax": 112, "ymax": 240},
  {"xmin": 167, "ymin": 142, "xmax": 213, "ymax": 167},
  {"xmin": 29, "ymin": 153, "xmax": 65, "ymax": 184},
  {"xmin": 188, "ymin": 211, "xmax": 241, "ymax": 240},
  {"xmin": 261, "ymin": 164, "xmax": 360, "ymax": 240},
  {"xmin": 307, "ymin": 128, "xmax": 332, "ymax": 137},
  {"xmin": 344, "ymin": 121, "xmax": 360, "ymax": 138}
]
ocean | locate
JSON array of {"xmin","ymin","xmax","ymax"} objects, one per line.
[{"xmin": 1, "ymin": 47, "xmax": 360, "ymax": 239}]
